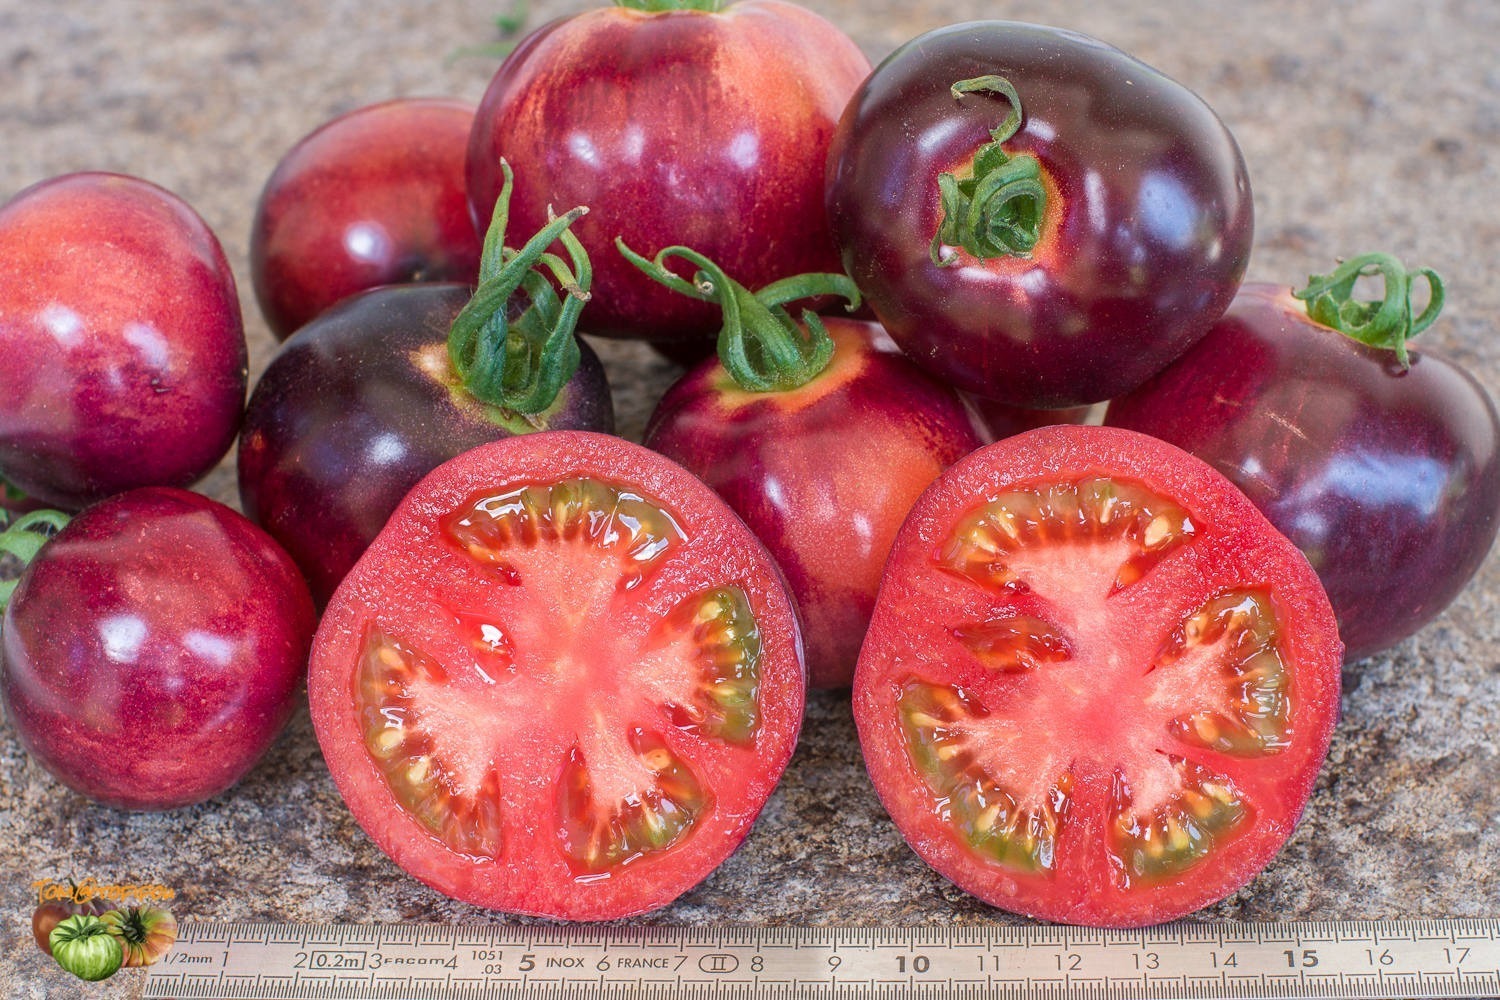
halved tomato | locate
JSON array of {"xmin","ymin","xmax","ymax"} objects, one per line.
[
  {"xmin": 309, "ymin": 431, "xmax": 805, "ymax": 920},
  {"xmin": 853, "ymin": 425, "xmax": 1341, "ymax": 927}
]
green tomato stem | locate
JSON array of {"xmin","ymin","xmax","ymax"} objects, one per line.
[
  {"xmin": 617, "ymin": 239, "xmax": 860, "ymax": 393},
  {"xmin": 931, "ymin": 75, "xmax": 1047, "ymax": 267},
  {"xmin": 0, "ymin": 509, "xmax": 70, "ymax": 611},
  {"xmin": 1293, "ymin": 253, "xmax": 1444, "ymax": 370},
  {"xmin": 447, "ymin": 160, "xmax": 591, "ymax": 415}
]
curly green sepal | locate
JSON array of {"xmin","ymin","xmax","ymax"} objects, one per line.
[
  {"xmin": 0, "ymin": 509, "xmax": 70, "ymax": 610},
  {"xmin": 618, "ymin": 240, "xmax": 859, "ymax": 393},
  {"xmin": 931, "ymin": 75, "xmax": 1047, "ymax": 267},
  {"xmin": 614, "ymin": 0, "xmax": 723, "ymax": 11},
  {"xmin": 1293, "ymin": 253, "xmax": 1444, "ymax": 370},
  {"xmin": 448, "ymin": 160, "xmax": 592, "ymax": 415}
]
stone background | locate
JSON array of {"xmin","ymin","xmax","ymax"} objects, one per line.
[{"xmin": 2, "ymin": 1, "xmax": 1498, "ymax": 996}]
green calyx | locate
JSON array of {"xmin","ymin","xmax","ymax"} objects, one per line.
[
  {"xmin": 447, "ymin": 159, "xmax": 592, "ymax": 416},
  {"xmin": 1293, "ymin": 253, "xmax": 1444, "ymax": 370},
  {"xmin": 618, "ymin": 240, "xmax": 860, "ymax": 393},
  {"xmin": 0, "ymin": 508, "xmax": 70, "ymax": 610},
  {"xmin": 931, "ymin": 75, "xmax": 1047, "ymax": 267},
  {"xmin": 614, "ymin": 0, "xmax": 723, "ymax": 11}
]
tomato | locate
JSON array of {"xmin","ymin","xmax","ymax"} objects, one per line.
[
  {"xmin": 0, "ymin": 172, "xmax": 247, "ymax": 510},
  {"xmin": 854, "ymin": 425, "xmax": 1342, "ymax": 927},
  {"xmin": 826, "ymin": 21, "xmax": 1253, "ymax": 408},
  {"xmin": 49, "ymin": 915, "xmax": 123, "ymax": 982},
  {"xmin": 1107, "ymin": 267, "xmax": 1500, "ymax": 661},
  {"xmin": 466, "ymin": 0, "xmax": 870, "ymax": 344},
  {"xmin": 101, "ymin": 906, "xmax": 178, "ymax": 967},
  {"xmin": 251, "ymin": 98, "xmax": 482, "ymax": 341},
  {"xmin": 31, "ymin": 894, "xmax": 105, "ymax": 957},
  {"xmin": 309, "ymin": 431, "xmax": 805, "ymax": 920},
  {"xmin": 646, "ymin": 316, "xmax": 982, "ymax": 689},
  {"xmin": 2, "ymin": 488, "xmax": 315, "ymax": 810}
]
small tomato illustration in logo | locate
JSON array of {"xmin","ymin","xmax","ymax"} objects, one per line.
[
  {"xmin": 101, "ymin": 905, "xmax": 178, "ymax": 967},
  {"xmin": 31, "ymin": 896, "xmax": 103, "ymax": 956},
  {"xmin": 48, "ymin": 914, "xmax": 124, "ymax": 981}
]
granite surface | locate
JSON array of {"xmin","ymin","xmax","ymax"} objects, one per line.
[{"xmin": 2, "ymin": 1, "xmax": 1498, "ymax": 997}]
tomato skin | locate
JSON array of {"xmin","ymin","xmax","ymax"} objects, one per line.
[
  {"xmin": 645, "ymin": 319, "xmax": 983, "ymax": 688},
  {"xmin": 466, "ymin": 1, "xmax": 870, "ymax": 343},
  {"xmin": 0, "ymin": 172, "xmax": 246, "ymax": 510},
  {"xmin": 237, "ymin": 283, "xmax": 614, "ymax": 605},
  {"xmin": 826, "ymin": 21, "xmax": 1253, "ymax": 408},
  {"xmin": 310, "ymin": 431, "xmax": 805, "ymax": 920},
  {"xmin": 251, "ymin": 98, "xmax": 482, "ymax": 341},
  {"xmin": 854, "ymin": 425, "xmax": 1342, "ymax": 927},
  {"xmin": 1106, "ymin": 283, "xmax": 1500, "ymax": 661},
  {"xmin": 1, "ymin": 488, "xmax": 314, "ymax": 810}
]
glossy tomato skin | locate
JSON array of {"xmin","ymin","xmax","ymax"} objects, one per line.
[
  {"xmin": 1, "ymin": 488, "xmax": 315, "ymax": 810},
  {"xmin": 251, "ymin": 98, "xmax": 482, "ymax": 341},
  {"xmin": 1106, "ymin": 283, "xmax": 1500, "ymax": 661},
  {"xmin": 855, "ymin": 425, "xmax": 1341, "ymax": 927},
  {"xmin": 0, "ymin": 173, "xmax": 247, "ymax": 510},
  {"xmin": 310, "ymin": 431, "xmax": 805, "ymax": 920},
  {"xmin": 827, "ymin": 22, "xmax": 1253, "ymax": 408},
  {"xmin": 646, "ymin": 319, "xmax": 983, "ymax": 688},
  {"xmin": 466, "ymin": 1, "xmax": 870, "ymax": 343},
  {"xmin": 238, "ymin": 283, "xmax": 614, "ymax": 606}
]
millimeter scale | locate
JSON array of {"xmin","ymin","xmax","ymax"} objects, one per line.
[{"xmin": 142, "ymin": 917, "xmax": 1500, "ymax": 999}]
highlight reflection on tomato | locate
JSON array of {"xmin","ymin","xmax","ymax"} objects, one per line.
[
  {"xmin": 466, "ymin": 0, "xmax": 870, "ymax": 344},
  {"xmin": 827, "ymin": 21, "xmax": 1253, "ymax": 408},
  {"xmin": 1107, "ymin": 260, "xmax": 1500, "ymax": 661}
]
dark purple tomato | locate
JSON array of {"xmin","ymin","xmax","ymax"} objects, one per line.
[
  {"xmin": 964, "ymin": 393, "xmax": 1092, "ymax": 443},
  {"xmin": 645, "ymin": 318, "xmax": 983, "ymax": 688},
  {"xmin": 1106, "ymin": 283, "xmax": 1500, "ymax": 661},
  {"xmin": 826, "ymin": 21, "xmax": 1253, "ymax": 408},
  {"xmin": 0, "ymin": 173, "xmax": 247, "ymax": 510},
  {"xmin": 466, "ymin": 0, "xmax": 870, "ymax": 343},
  {"xmin": 238, "ymin": 284, "xmax": 614, "ymax": 605},
  {"xmin": 251, "ymin": 98, "xmax": 482, "ymax": 341},
  {"xmin": 1, "ymin": 488, "xmax": 315, "ymax": 810}
]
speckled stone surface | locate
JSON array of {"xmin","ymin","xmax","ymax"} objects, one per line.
[{"xmin": 2, "ymin": 1, "xmax": 1498, "ymax": 997}]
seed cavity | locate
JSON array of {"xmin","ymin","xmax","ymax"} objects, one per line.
[
  {"xmin": 357, "ymin": 629, "xmax": 504, "ymax": 859},
  {"xmin": 659, "ymin": 587, "xmax": 763, "ymax": 746},
  {"xmin": 1110, "ymin": 756, "xmax": 1249, "ymax": 881},
  {"xmin": 899, "ymin": 681, "xmax": 1071, "ymax": 874},
  {"xmin": 442, "ymin": 478, "xmax": 688, "ymax": 591},
  {"xmin": 955, "ymin": 614, "xmax": 1070, "ymax": 672},
  {"xmin": 557, "ymin": 729, "xmax": 708, "ymax": 875},
  {"xmin": 938, "ymin": 478, "xmax": 1195, "ymax": 594},
  {"xmin": 1157, "ymin": 591, "xmax": 1293, "ymax": 756}
]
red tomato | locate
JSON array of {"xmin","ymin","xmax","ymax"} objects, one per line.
[
  {"xmin": 309, "ymin": 431, "xmax": 805, "ymax": 920},
  {"xmin": 466, "ymin": 0, "xmax": 870, "ymax": 343},
  {"xmin": 854, "ymin": 425, "xmax": 1342, "ymax": 927}
]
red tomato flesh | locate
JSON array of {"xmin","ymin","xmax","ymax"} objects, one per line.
[
  {"xmin": 310, "ymin": 432, "xmax": 804, "ymax": 920},
  {"xmin": 854, "ymin": 425, "xmax": 1341, "ymax": 927}
]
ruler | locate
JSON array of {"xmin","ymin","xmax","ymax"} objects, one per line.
[{"xmin": 143, "ymin": 918, "xmax": 1500, "ymax": 999}]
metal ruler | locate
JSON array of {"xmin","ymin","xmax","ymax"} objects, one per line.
[{"xmin": 143, "ymin": 918, "xmax": 1500, "ymax": 999}]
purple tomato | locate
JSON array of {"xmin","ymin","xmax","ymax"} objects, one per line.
[
  {"xmin": 0, "ymin": 173, "xmax": 247, "ymax": 510},
  {"xmin": 1106, "ymin": 262, "xmax": 1500, "ymax": 661},
  {"xmin": 238, "ymin": 284, "xmax": 614, "ymax": 605},
  {"xmin": 964, "ymin": 393, "xmax": 1092, "ymax": 443},
  {"xmin": 827, "ymin": 21, "xmax": 1253, "ymax": 408},
  {"xmin": 251, "ymin": 97, "xmax": 483, "ymax": 341},
  {"xmin": 466, "ymin": 0, "xmax": 870, "ymax": 344},
  {"xmin": 1, "ymin": 488, "xmax": 315, "ymax": 810},
  {"xmin": 240, "ymin": 174, "xmax": 613, "ymax": 605}
]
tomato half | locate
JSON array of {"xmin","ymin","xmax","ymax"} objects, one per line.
[
  {"xmin": 853, "ymin": 425, "xmax": 1341, "ymax": 927},
  {"xmin": 309, "ymin": 431, "xmax": 804, "ymax": 920}
]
